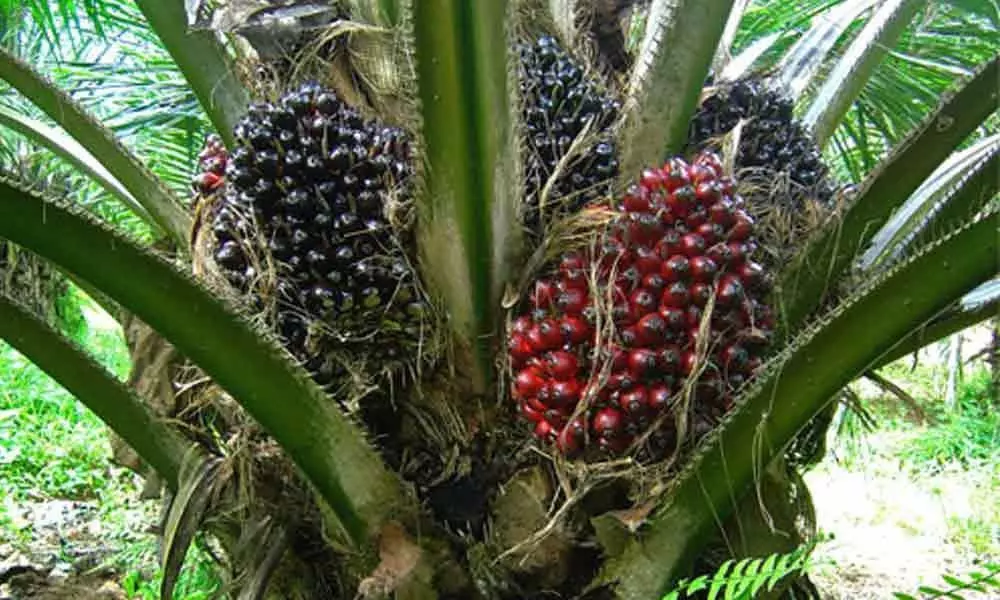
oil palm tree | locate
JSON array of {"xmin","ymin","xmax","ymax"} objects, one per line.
[{"xmin": 0, "ymin": 0, "xmax": 996, "ymax": 598}]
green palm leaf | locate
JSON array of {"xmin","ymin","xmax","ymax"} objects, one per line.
[{"xmin": 0, "ymin": 178, "xmax": 414, "ymax": 550}]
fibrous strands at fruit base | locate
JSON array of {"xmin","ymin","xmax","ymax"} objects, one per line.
[
  {"xmin": 508, "ymin": 151, "xmax": 775, "ymax": 459},
  {"xmin": 192, "ymin": 82, "xmax": 431, "ymax": 390},
  {"xmin": 518, "ymin": 36, "xmax": 620, "ymax": 238}
]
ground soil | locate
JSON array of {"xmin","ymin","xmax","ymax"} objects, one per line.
[
  {"xmin": 0, "ymin": 496, "xmax": 153, "ymax": 600},
  {"xmin": 807, "ymin": 450, "xmax": 995, "ymax": 599},
  {"xmin": 2, "ymin": 446, "xmax": 995, "ymax": 599}
]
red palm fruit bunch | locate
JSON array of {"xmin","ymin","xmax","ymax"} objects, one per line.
[{"xmin": 507, "ymin": 150, "xmax": 774, "ymax": 458}]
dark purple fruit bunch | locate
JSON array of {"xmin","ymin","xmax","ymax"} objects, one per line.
[
  {"xmin": 687, "ymin": 78, "xmax": 834, "ymax": 209},
  {"xmin": 507, "ymin": 151, "xmax": 774, "ymax": 458},
  {"xmin": 518, "ymin": 35, "xmax": 620, "ymax": 236},
  {"xmin": 197, "ymin": 82, "xmax": 428, "ymax": 387}
]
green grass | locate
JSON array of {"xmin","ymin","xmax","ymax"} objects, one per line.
[
  {"xmin": 829, "ymin": 348, "xmax": 1000, "ymax": 560},
  {"xmin": 117, "ymin": 536, "xmax": 221, "ymax": 600},
  {"xmin": 895, "ymin": 369, "xmax": 999, "ymax": 469},
  {"xmin": 0, "ymin": 344, "xmax": 119, "ymax": 501},
  {"xmin": 849, "ymin": 361, "xmax": 1000, "ymax": 470},
  {"xmin": 0, "ymin": 288, "xmax": 130, "ymax": 501},
  {"xmin": 944, "ymin": 459, "xmax": 1000, "ymax": 558},
  {"xmin": 0, "ymin": 286, "xmax": 220, "ymax": 598}
]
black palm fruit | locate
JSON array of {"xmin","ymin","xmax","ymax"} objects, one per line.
[
  {"xmin": 518, "ymin": 36, "xmax": 620, "ymax": 237},
  {"xmin": 687, "ymin": 78, "xmax": 835, "ymax": 211},
  {"xmin": 201, "ymin": 82, "xmax": 428, "ymax": 388}
]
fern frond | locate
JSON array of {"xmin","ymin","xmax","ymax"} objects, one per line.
[
  {"xmin": 660, "ymin": 542, "xmax": 816, "ymax": 600},
  {"xmin": 893, "ymin": 563, "xmax": 1000, "ymax": 600}
]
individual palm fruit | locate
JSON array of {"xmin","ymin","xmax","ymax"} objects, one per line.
[
  {"xmin": 687, "ymin": 78, "xmax": 835, "ymax": 210},
  {"xmin": 518, "ymin": 35, "xmax": 620, "ymax": 236},
  {"xmin": 192, "ymin": 134, "xmax": 227, "ymax": 196},
  {"xmin": 508, "ymin": 151, "xmax": 773, "ymax": 458},
  {"xmin": 196, "ymin": 82, "xmax": 427, "ymax": 387}
]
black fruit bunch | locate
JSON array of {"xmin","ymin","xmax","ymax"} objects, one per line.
[
  {"xmin": 518, "ymin": 36, "xmax": 620, "ymax": 236},
  {"xmin": 196, "ymin": 82, "xmax": 429, "ymax": 388},
  {"xmin": 688, "ymin": 78, "xmax": 835, "ymax": 210}
]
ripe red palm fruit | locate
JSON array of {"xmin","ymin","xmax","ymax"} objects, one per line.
[
  {"xmin": 508, "ymin": 150, "xmax": 774, "ymax": 458},
  {"xmin": 593, "ymin": 407, "xmax": 625, "ymax": 439},
  {"xmin": 532, "ymin": 280, "xmax": 557, "ymax": 310},
  {"xmin": 509, "ymin": 334, "xmax": 534, "ymax": 370},
  {"xmin": 557, "ymin": 418, "xmax": 586, "ymax": 456},
  {"xmin": 514, "ymin": 367, "xmax": 545, "ymax": 399},
  {"xmin": 679, "ymin": 233, "xmax": 707, "ymax": 257},
  {"xmin": 535, "ymin": 420, "xmax": 556, "ymax": 440},
  {"xmin": 715, "ymin": 275, "xmax": 745, "ymax": 308},
  {"xmin": 661, "ymin": 281, "xmax": 690, "ymax": 308},
  {"xmin": 547, "ymin": 351, "xmax": 579, "ymax": 381},
  {"xmin": 696, "ymin": 222, "xmax": 725, "ymax": 245},
  {"xmin": 660, "ymin": 254, "xmax": 690, "ymax": 281},
  {"xmin": 636, "ymin": 313, "xmax": 669, "ymax": 345},
  {"xmin": 709, "ymin": 200, "xmax": 736, "ymax": 228},
  {"xmin": 550, "ymin": 379, "xmax": 583, "ymax": 408},
  {"xmin": 728, "ymin": 213, "xmax": 754, "ymax": 241},
  {"xmin": 642, "ymin": 272, "xmax": 666, "ymax": 294},
  {"xmin": 667, "ymin": 185, "xmax": 695, "ymax": 217},
  {"xmin": 619, "ymin": 386, "xmax": 649, "ymax": 417},
  {"xmin": 622, "ymin": 184, "xmax": 652, "ymax": 213},
  {"xmin": 685, "ymin": 205, "xmax": 709, "ymax": 229},
  {"xmin": 689, "ymin": 283, "xmax": 712, "ymax": 308},
  {"xmin": 627, "ymin": 348, "xmax": 659, "ymax": 380},
  {"xmin": 193, "ymin": 172, "xmax": 224, "ymax": 194},
  {"xmin": 191, "ymin": 135, "xmax": 228, "ymax": 195},
  {"xmin": 630, "ymin": 288, "xmax": 658, "ymax": 316},
  {"xmin": 557, "ymin": 287, "xmax": 589, "ymax": 314},
  {"xmin": 511, "ymin": 315, "xmax": 533, "ymax": 335},
  {"xmin": 659, "ymin": 307, "xmax": 686, "ymax": 330},
  {"xmin": 520, "ymin": 401, "xmax": 545, "ymax": 423},
  {"xmin": 560, "ymin": 253, "xmax": 588, "ymax": 288},
  {"xmin": 560, "ymin": 316, "xmax": 591, "ymax": 344},
  {"xmin": 648, "ymin": 384, "xmax": 673, "ymax": 412},
  {"xmin": 634, "ymin": 246, "xmax": 662, "ymax": 275}
]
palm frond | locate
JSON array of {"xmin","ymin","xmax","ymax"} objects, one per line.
[
  {"xmin": 771, "ymin": 0, "xmax": 877, "ymax": 100},
  {"xmin": 3, "ymin": 0, "xmax": 138, "ymax": 50},
  {"xmin": 827, "ymin": 3, "xmax": 1000, "ymax": 181},
  {"xmin": 803, "ymin": 0, "xmax": 927, "ymax": 145},
  {"xmin": 1, "ymin": 0, "xmax": 212, "ymax": 200}
]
